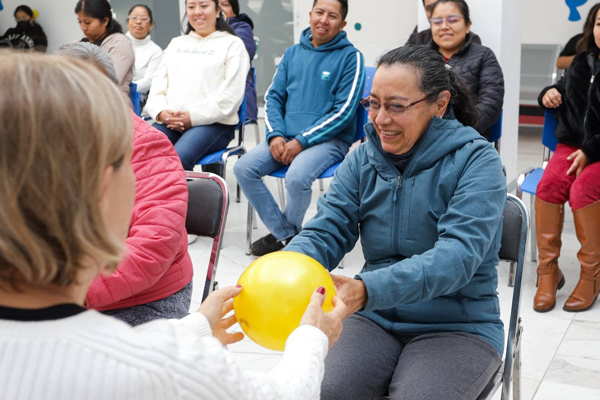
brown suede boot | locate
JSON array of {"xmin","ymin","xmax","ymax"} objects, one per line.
[
  {"xmin": 533, "ymin": 198, "xmax": 566, "ymax": 312},
  {"xmin": 564, "ymin": 201, "xmax": 600, "ymax": 312}
]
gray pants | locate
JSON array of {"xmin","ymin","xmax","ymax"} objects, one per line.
[
  {"xmin": 102, "ymin": 281, "xmax": 193, "ymax": 326},
  {"xmin": 322, "ymin": 314, "xmax": 502, "ymax": 400}
]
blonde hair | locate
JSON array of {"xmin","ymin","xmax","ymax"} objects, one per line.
[{"xmin": 0, "ymin": 50, "xmax": 133, "ymax": 288}]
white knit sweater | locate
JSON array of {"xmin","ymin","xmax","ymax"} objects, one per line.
[
  {"xmin": 126, "ymin": 31, "xmax": 163, "ymax": 95},
  {"xmin": 0, "ymin": 311, "xmax": 328, "ymax": 400},
  {"xmin": 144, "ymin": 30, "xmax": 249, "ymax": 127}
]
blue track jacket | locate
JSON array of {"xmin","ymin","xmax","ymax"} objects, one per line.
[{"xmin": 264, "ymin": 27, "xmax": 365, "ymax": 149}]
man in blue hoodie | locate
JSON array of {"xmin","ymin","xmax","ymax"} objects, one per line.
[{"xmin": 234, "ymin": 0, "xmax": 365, "ymax": 256}]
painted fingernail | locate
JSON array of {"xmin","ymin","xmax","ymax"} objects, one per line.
[
  {"xmin": 236, "ymin": 284, "xmax": 242, "ymax": 288},
  {"xmin": 316, "ymin": 286, "xmax": 325, "ymax": 295}
]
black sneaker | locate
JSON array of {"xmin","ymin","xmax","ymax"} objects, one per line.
[{"xmin": 250, "ymin": 234, "xmax": 286, "ymax": 257}]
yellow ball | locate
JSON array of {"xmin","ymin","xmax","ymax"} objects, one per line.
[{"xmin": 233, "ymin": 251, "xmax": 336, "ymax": 351}]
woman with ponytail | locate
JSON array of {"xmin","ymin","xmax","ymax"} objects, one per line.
[
  {"xmin": 75, "ymin": 0, "xmax": 134, "ymax": 94},
  {"xmin": 285, "ymin": 45, "xmax": 506, "ymax": 399},
  {"xmin": 145, "ymin": 0, "xmax": 249, "ymax": 171}
]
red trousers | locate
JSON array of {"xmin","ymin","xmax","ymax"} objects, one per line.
[{"xmin": 537, "ymin": 144, "xmax": 600, "ymax": 210}]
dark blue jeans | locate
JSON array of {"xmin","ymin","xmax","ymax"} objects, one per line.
[{"xmin": 153, "ymin": 123, "xmax": 235, "ymax": 171}]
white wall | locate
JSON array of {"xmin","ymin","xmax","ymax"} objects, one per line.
[
  {"xmin": 0, "ymin": 0, "xmax": 83, "ymax": 52},
  {"xmin": 293, "ymin": 0, "xmax": 417, "ymax": 67},
  {"xmin": 522, "ymin": 0, "xmax": 593, "ymax": 45}
]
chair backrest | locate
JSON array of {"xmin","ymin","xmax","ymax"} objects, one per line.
[
  {"xmin": 185, "ymin": 171, "xmax": 230, "ymax": 301},
  {"xmin": 489, "ymin": 110, "xmax": 503, "ymax": 144},
  {"xmin": 542, "ymin": 109, "xmax": 559, "ymax": 151},
  {"xmin": 354, "ymin": 66, "xmax": 377, "ymax": 142},
  {"xmin": 499, "ymin": 194, "xmax": 528, "ymax": 399},
  {"xmin": 186, "ymin": 172, "xmax": 229, "ymax": 239},
  {"xmin": 129, "ymin": 83, "xmax": 141, "ymax": 116}
]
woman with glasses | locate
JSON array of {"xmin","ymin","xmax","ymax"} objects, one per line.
[
  {"xmin": 285, "ymin": 45, "xmax": 506, "ymax": 399},
  {"xmin": 429, "ymin": 0, "xmax": 504, "ymax": 140},
  {"xmin": 126, "ymin": 5, "xmax": 163, "ymax": 102},
  {"xmin": 75, "ymin": 0, "xmax": 135, "ymax": 94},
  {"xmin": 0, "ymin": 5, "xmax": 47, "ymax": 52},
  {"xmin": 145, "ymin": 0, "xmax": 249, "ymax": 172}
]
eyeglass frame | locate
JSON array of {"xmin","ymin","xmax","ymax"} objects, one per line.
[
  {"xmin": 360, "ymin": 95, "xmax": 433, "ymax": 116},
  {"xmin": 429, "ymin": 15, "xmax": 464, "ymax": 26},
  {"xmin": 127, "ymin": 15, "xmax": 151, "ymax": 22}
]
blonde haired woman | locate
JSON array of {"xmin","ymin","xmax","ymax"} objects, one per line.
[{"xmin": 0, "ymin": 51, "xmax": 346, "ymax": 400}]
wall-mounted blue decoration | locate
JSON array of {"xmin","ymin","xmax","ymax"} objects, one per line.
[
  {"xmin": 355, "ymin": 23, "xmax": 362, "ymax": 31},
  {"xmin": 566, "ymin": 0, "xmax": 588, "ymax": 21},
  {"xmin": 0, "ymin": 0, "xmax": 4, "ymax": 12}
]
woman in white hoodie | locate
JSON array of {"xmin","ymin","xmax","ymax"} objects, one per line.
[
  {"xmin": 126, "ymin": 5, "xmax": 163, "ymax": 101},
  {"xmin": 145, "ymin": 0, "xmax": 249, "ymax": 171}
]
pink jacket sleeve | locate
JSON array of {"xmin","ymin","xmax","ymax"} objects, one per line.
[{"xmin": 86, "ymin": 116, "xmax": 188, "ymax": 308}]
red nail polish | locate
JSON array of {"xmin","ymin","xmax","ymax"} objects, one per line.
[
  {"xmin": 236, "ymin": 284, "xmax": 242, "ymax": 288},
  {"xmin": 316, "ymin": 286, "xmax": 325, "ymax": 295}
]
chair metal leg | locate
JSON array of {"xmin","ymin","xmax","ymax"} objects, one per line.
[
  {"xmin": 277, "ymin": 178, "xmax": 286, "ymax": 209},
  {"xmin": 508, "ymin": 261, "xmax": 515, "ymax": 287},
  {"xmin": 513, "ymin": 345, "xmax": 522, "ymax": 400},
  {"xmin": 253, "ymin": 209, "xmax": 258, "ymax": 229},
  {"xmin": 530, "ymin": 195, "xmax": 537, "ymax": 262},
  {"xmin": 319, "ymin": 179, "xmax": 324, "ymax": 192},
  {"xmin": 254, "ymin": 123, "xmax": 260, "ymax": 144},
  {"xmin": 338, "ymin": 257, "xmax": 344, "ymax": 269},
  {"xmin": 246, "ymin": 203, "xmax": 253, "ymax": 255}
]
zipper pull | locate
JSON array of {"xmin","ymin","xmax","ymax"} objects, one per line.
[
  {"xmin": 393, "ymin": 176, "xmax": 402, "ymax": 202},
  {"xmin": 591, "ymin": 75, "xmax": 595, "ymax": 84}
]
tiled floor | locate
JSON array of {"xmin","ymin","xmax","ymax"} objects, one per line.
[{"xmin": 187, "ymin": 123, "xmax": 600, "ymax": 400}]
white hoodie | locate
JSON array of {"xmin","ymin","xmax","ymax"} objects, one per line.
[{"xmin": 145, "ymin": 30, "xmax": 249, "ymax": 126}]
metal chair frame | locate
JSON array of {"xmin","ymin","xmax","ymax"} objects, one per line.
[{"xmin": 185, "ymin": 171, "xmax": 230, "ymax": 301}]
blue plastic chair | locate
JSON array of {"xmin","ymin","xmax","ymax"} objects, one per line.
[
  {"xmin": 195, "ymin": 98, "xmax": 247, "ymax": 202},
  {"xmin": 129, "ymin": 83, "xmax": 141, "ymax": 117},
  {"xmin": 490, "ymin": 111, "xmax": 503, "ymax": 152},
  {"xmin": 244, "ymin": 67, "xmax": 261, "ymax": 144},
  {"xmin": 245, "ymin": 66, "xmax": 376, "ymax": 254},
  {"xmin": 516, "ymin": 108, "xmax": 559, "ymax": 261}
]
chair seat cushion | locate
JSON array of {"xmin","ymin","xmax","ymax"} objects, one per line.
[{"xmin": 521, "ymin": 167, "xmax": 544, "ymax": 195}]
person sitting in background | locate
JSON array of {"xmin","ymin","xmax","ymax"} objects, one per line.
[
  {"xmin": 145, "ymin": 0, "xmax": 249, "ymax": 171},
  {"xmin": 57, "ymin": 42, "xmax": 193, "ymax": 325},
  {"xmin": 405, "ymin": 0, "xmax": 481, "ymax": 46},
  {"xmin": 285, "ymin": 45, "xmax": 505, "ymax": 400},
  {"xmin": 126, "ymin": 4, "xmax": 163, "ymax": 102},
  {"xmin": 556, "ymin": 3, "xmax": 600, "ymax": 70},
  {"xmin": 535, "ymin": 2, "xmax": 600, "ymax": 313},
  {"xmin": 429, "ymin": 0, "xmax": 503, "ymax": 140},
  {"xmin": 0, "ymin": 5, "xmax": 47, "ymax": 52},
  {"xmin": 219, "ymin": 0, "xmax": 258, "ymax": 122},
  {"xmin": 234, "ymin": 0, "xmax": 365, "ymax": 257},
  {"xmin": 75, "ymin": 0, "xmax": 134, "ymax": 94},
  {"xmin": 0, "ymin": 50, "xmax": 347, "ymax": 400}
]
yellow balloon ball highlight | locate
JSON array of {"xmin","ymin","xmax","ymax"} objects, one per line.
[{"xmin": 233, "ymin": 251, "xmax": 336, "ymax": 351}]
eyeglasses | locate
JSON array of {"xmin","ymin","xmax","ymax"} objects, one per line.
[
  {"xmin": 360, "ymin": 96, "xmax": 430, "ymax": 116},
  {"xmin": 429, "ymin": 15, "xmax": 463, "ymax": 26},
  {"xmin": 127, "ymin": 16, "xmax": 150, "ymax": 22}
]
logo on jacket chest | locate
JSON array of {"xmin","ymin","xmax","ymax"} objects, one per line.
[{"xmin": 321, "ymin": 71, "xmax": 331, "ymax": 81}]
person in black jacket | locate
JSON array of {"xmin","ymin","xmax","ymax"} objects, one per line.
[
  {"xmin": 556, "ymin": 4, "xmax": 600, "ymax": 70},
  {"xmin": 406, "ymin": 0, "xmax": 481, "ymax": 46},
  {"xmin": 534, "ymin": 5, "xmax": 600, "ymax": 314},
  {"xmin": 429, "ymin": 0, "xmax": 503, "ymax": 140},
  {"xmin": 219, "ymin": 0, "xmax": 257, "ymax": 122},
  {"xmin": 0, "ymin": 5, "xmax": 47, "ymax": 52}
]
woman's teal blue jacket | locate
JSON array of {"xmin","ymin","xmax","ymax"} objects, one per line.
[{"xmin": 286, "ymin": 117, "xmax": 507, "ymax": 355}]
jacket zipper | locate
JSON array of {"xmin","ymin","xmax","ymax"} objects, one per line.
[{"xmin": 583, "ymin": 73, "xmax": 596, "ymax": 132}]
